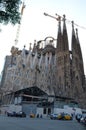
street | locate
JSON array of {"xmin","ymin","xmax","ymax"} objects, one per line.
[{"xmin": 0, "ymin": 115, "xmax": 85, "ymax": 130}]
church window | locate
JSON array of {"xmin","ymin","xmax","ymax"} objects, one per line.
[
  {"xmin": 76, "ymin": 75, "xmax": 79, "ymax": 80},
  {"xmin": 52, "ymin": 56, "xmax": 54, "ymax": 64},
  {"xmin": 68, "ymin": 85, "xmax": 70, "ymax": 88},
  {"xmin": 43, "ymin": 108, "xmax": 46, "ymax": 114}
]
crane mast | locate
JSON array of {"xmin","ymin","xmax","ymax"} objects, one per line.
[{"xmin": 15, "ymin": 2, "xmax": 25, "ymax": 45}]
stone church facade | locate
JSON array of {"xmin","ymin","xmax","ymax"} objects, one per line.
[{"xmin": 1, "ymin": 15, "xmax": 86, "ymax": 108}]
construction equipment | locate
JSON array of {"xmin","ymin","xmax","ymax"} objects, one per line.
[
  {"xmin": 44, "ymin": 12, "xmax": 86, "ymax": 29},
  {"xmin": 15, "ymin": 2, "xmax": 26, "ymax": 45}
]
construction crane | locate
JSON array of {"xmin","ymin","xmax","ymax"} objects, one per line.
[
  {"xmin": 44, "ymin": 12, "xmax": 61, "ymax": 21},
  {"xmin": 15, "ymin": 2, "xmax": 26, "ymax": 45},
  {"xmin": 44, "ymin": 12, "xmax": 86, "ymax": 30},
  {"xmin": 10, "ymin": 2, "xmax": 25, "ymax": 67}
]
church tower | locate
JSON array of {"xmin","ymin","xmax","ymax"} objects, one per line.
[
  {"xmin": 75, "ymin": 29, "xmax": 85, "ymax": 90},
  {"xmin": 56, "ymin": 15, "xmax": 72, "ymax": 97},
  {"xmin": 71, "ymin": 22, "xmax": 86, "ymax": 105}
]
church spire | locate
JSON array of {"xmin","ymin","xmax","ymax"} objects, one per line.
[
  {"xmin": 62, "ymin": 15, "xmax": 69, "ymax": 51},
  {"xmin": 56, "ymin": 16, "xmax": 63, "ymax": 52},
  {"xmin": 76, "ymin": 28, "xmax": 79, "ymax": 42},
  {"xmin": 76, "ymin": 28, "xmax": 81, "ymax": 55},
  {"xmin": 75, "ymin": 28, "xmax": 83, "ymax": 62},
  {"xmin": 76, "ymin": 28, "xmax": 85, "ymax": 75},
  {"xmin": 71, "ymin": 21, "xmax": 77, "ymax": 52}
]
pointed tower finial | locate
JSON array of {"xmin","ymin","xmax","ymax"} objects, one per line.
[
  {"xmin": 63, "ymin": 14, "xmax": 66, "ymax": 20},
  {"xmin": 63, "ymin": 14, "xmax": 66, "ymax": 23},
  {"xmin": 58, "ymin": 16, "xmax": 61, "ymax": 33},
  {"xmin": 63, "ymin": 14, "xmax": 66, "ymax": 30},
  {"xmin": 56, "ymin": 15, "xmax": 62, "ymax": 49},
  {"xmin": 76, "ymin": 28, "xmax": 78, "ymax": 37},
  {"xmin": 62, "ymin": 14, "xmax": 69, "ymax": 51},
  {"xmin": 71, "ymin": 21, "xmax": 75, "ymax": 36},
  {"xmin": 75, "ymin": 28, "xmax": 79, "ymax": 44},
  {"xmin": 71, "ymin": 21, "xmax": 74, "ymax": 28}
]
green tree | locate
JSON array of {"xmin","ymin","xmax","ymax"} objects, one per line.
[{"xmin": 0, "ymin": 0, "xmax": 22, "ymax": 25}]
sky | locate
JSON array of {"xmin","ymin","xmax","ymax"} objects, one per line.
[{"xmin": 0, "ymin": 0, "xmax": 86, "ymax": 76}]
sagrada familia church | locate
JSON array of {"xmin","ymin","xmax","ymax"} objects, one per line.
[{"xmin": 0, "ymin": 15, "xmax": 86, "ymax": 112}]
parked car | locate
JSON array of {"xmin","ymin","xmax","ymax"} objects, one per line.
[
  {"xmin": 80, "ymin": 116, "xmax": 86, "ymax": 125},
  {"xmin": 50, "ymin": 113, "xmax": 72, "ymax": 120},
  {"xmin": 56, "ymin": 113, "xmax": 72, "ymax": 120},
  {"xmin": 15, "ymin": 111, "xmax": 26, "ymax": 117},
  {"xmin": 76, "ymin": 114, "xmax": 82, "ymax": 122},
  {"xmin": 7, "ymin": 111, "xmax": 16, "ymax": 117},
  {"xmin": 7, "ymin": 111, "xmax": 26, "ymax": 117},
  {"xmin": 50, "ymin": 113, "xmax": 58, "ymax": 120},
  {"xmin": 63, "ymin": 113, "xmax": 72, "ymax": 120}
]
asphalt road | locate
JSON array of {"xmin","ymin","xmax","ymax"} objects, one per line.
[{"xmin": 0, "ymin": 115, "xmax": 85, "ymax": 130}]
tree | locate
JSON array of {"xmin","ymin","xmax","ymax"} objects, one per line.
[{"xmin": 0, "ymin": 0, "xmax": 22, "ymax": 25}]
